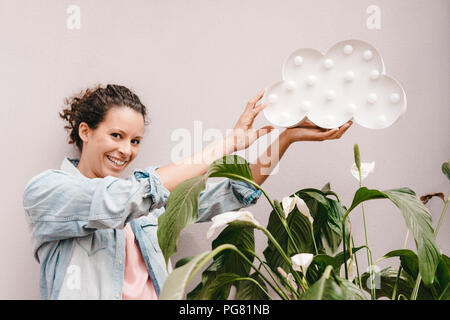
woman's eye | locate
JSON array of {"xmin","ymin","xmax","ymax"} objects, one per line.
[{"xmin": 111, "ymin": 133, "xmax": 139, "ymax": 145}]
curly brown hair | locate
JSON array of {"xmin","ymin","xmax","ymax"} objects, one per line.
[{"xmin": 59, "ymin": 84, "xmax": 149, "ymax": 152}]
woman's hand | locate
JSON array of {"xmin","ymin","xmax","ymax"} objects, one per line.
[
  {"xmin": 225, "ymin": 88, "xmax": 274, "ymax": 152},
  {"xmin": 157, "ymin": 89, "xmax": 275, "ymax": 191},
  {"xmin": 249, "ymin": 117, "xmax": 353, "ymax": 185},
  {"xmin": 283, "ymin": 117, "xmax": 353, "ymax": 143}
]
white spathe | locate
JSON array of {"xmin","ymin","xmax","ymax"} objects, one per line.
[
  {"xmin": 206, "ymin": 211, "xmax": 260, "ymax": 239},
  {"xmin": 291, "ymin": 253, "xmax": 314, "ymax": 274},
  {"xmin": 281, "ymin": 195, "xmax": 313, "ymax": 223},
  {"xmin": 351, "ymin": 161, "xmax": 376, "ymax": 181}
]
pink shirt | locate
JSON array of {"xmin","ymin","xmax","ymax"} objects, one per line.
[{"xmin": 122, "ymin": 224, "xmax": 158, "ymax": 300}]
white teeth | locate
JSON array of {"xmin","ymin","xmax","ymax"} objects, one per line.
[{"xmin": 107, "ymin": 155, "xmax": 126, "ymax": 166}]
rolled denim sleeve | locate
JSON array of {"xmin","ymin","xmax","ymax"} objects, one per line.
[
  {"xmin": 196, "ymin": 179, "xmax": 262, "ymax": 222},
  {"xmin": 22, "ymin": 166, "xmax": 169, "ymax": 245}
]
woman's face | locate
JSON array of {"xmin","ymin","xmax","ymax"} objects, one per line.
[{"xmin": 78, "ymin": 106, "xmax": 145, "ymax": 179}]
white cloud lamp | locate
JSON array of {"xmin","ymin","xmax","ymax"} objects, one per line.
[{"xmin": 262, "ymin": 40, "xmax": 407, "ymax": 129}]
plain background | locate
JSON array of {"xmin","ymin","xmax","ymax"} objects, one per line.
[{"xmin": 0, "ymin": 0, "xmax": 448, "ymax": 299}]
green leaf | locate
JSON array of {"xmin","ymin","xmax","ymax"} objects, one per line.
[
  {"xmin": 381, "ymin": 249, "xmax": 419, "ymax": 279},
  {"xmin": 175, "ymin": 256, "xmax": 194, "ymax": 268},
  {"xmin": 195, "ymin": 273, "xmax": 239, "ymax": 300},
  {"xmin": 337, "ymin": 278, "xmax": 368, "ymax": 300},
  {"xmin": 296, "ymin": 189, "xmax": 331, "ymax": 210},
  {"xmin": 435, "ymin": 254, "xmax": 450, "ymax": 292},
  {"xmin": 264, "ymin": 188, "xmax": 348, "ymax": 273},
  {"xmin": 300, "ymin": 266, "xmax": 366, "ymax": 300},
  {"xmin": 302, "ymin": 265, "xmax": 367, "ymax": 300},
  {"xmin": 188, "ymin": 271, "xmax": 270, "ymax": 300},
  {"xmin": 301, "ymin": 278, "xmax": 346, "ymax": 300},
  {"xmin": 298, "ymin": 189, "xmax": 349, "ymax": 255},
  {"xmin": 207, "ymin": 155, "xmax": 254, "ymax": 182},
  {"xmin": 380, "ymin": 252, "xmax": 450, "ymax": 299},
  {"xmin": 159, "ymin": 244, "xmax": 238, "ymax": 300},
  {"xmin": 157, "ymin": 155, "xmax": 255, "ymax": 265},
  {"xmin": 442, "ymin": 160, "xmax": 450, "ymax": 181},
  {"xmin": 323, "ymin": 198, "xmax": 348, "ymax": 239},
  {"xmin": 346, "ymin": 187, "xmax": 440, "ymax": 286},
  {"xmin": 235, "ymin": 273, "xmax": 270, "ymax": 300},
  {"xmin": 346, "ymin": 187, "xmax": 386, "ymax": 213},
  {"xmin": 334, "ymin": 245, "xmax": 366, "ymax": 274},
  {"xmin": 306, "ymin": 254, "xmax": 338, "ymax": 284},
  {"xmin": 361, "ymin": 267, "xmax": 434, "ymax": 300},
  {"xmin": 384, "ymin": 189, "xmax": 441, "ymax": 286},
  {"xmin": 307, "ymin": 246, "xmax": 365, "ymax": 286},
  {"xmin": 210, "ymin": 222, "xmax": 256, "ymax": 276},
  {"xmin": 300, "ymin": 266, "xmax": 337, "ymax": 300},
  {"xmin": 187, "ymin": 271, "xmax": 231, "ymax": 300},
  {"xmin": 439, "ymin": 284, "xmax": 450, "ymax": 300},
  {"xmin": 263, "ymin": 205, "xmax": 313, "ymax": 274},
  {"xmin": 157, "ymin": 175, "xmax": 208, "ymax": 264}
]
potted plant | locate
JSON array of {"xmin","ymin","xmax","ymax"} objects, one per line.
[{"xmin": 156, "ymin": 145, "xmax": 449, "ymax": 300}]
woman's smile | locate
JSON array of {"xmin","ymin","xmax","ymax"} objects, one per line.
[{"xmin": 105, "ymin": 154, "xmax": 128, "ymax": 170}]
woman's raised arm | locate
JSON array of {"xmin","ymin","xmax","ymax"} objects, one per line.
[
  {"xmin": 250, "ymin": 118, "xmax": 353, "ymax": 186},
  {"xmin": 156, "ymin": 89, "xmax": 273, "ymax": 192}
]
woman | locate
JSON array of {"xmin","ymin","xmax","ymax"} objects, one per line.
[{"xmin": 22, "ymin": 84, "xmax": 352, "ymax": 300}]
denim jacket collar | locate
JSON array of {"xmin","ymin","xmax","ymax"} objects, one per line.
[{"xmin": 61, "ymin": 157, "xmax": 85, "ymax": 178}]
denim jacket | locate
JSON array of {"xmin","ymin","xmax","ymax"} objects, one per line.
[{"xmin": 22, "ymin": 157, "xmax": 262, "ymax": 300}]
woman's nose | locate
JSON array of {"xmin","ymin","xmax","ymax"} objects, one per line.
[{"xmin": 118, "ymin": 141, "xmax": 132, "ymax": 158}]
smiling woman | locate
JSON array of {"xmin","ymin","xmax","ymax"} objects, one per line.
[
  {"xmin": 59, "ymin": 84, "xmax": 147, "ymax": 179},
  {"xmin": 22, "ymin": 83, "xmax": 352, "ymax": 300},
  {"xmin": 22, "ymin": 84, "xmax": 271, "ymax": 300}
]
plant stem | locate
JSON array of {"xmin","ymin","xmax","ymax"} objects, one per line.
[
  {"xmin": 391, "ymin": 230, "xmax": 410, "ymax": 300},
  {"xmin": 392, "ymin": 265, "xmax": 403, "ymax": 300},
  {"xmin": 228, "ymin": 246, "xmax": 288, "ymax": 300},
  {"xmin": 403, "ymin": 229, "xmax": 410, "ymax": 249},
  {"xmin": 245, "ymin": 250, "xmax": 294, "ymax": 299},
  {"xmin": 235, "ymin": 277, "xmax": 272, "ymax": 299},
  {"xmin": 411, "ymin": 274, "xmax": 422, "ymax": 300},
  {"xmin": 342, "ymin": 222, "xmax": 348, "ymax": 279},
  {"xmin": 310, "ymin": 222, "xmax": 318, "ymax": 255},
  {"xmin": 398, "ymin": 293, "xmax": 408, "ymax": 300},
  {"xmin": 438, "ymin": 284, "xmax": 450, "ymax": 300},
  {"xmin": 357, "ymin": 168, "xmax": 376, "ymax": 300},
  {"xmin": 257, "ymin": 225, "xmax": 307, "ymax": 291},
  {"xmin": 226, "ymin": 173, "xmax": 300, "ymax": 254},
  {"xmin": 435, "ymin": 193, "xmax": 449, "ymax": 235},
  {"xmin": 361, "ymin": 202, "xmax": 376, "ymax": 300},
  {"xmin": 351, "ymin": 235, "xmax": 363, "ymax": 289},
  {"xmin": 273, "ymin": 200, "xmax": 301, "ymax": 254},
  {"xmin": 345, "ymin": 218, "xmax": 362, "ymax": 288}
]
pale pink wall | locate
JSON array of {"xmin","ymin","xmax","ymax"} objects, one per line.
[{"xmin": 0, "ymin": 0, "xmax": 448, "ymax": 299}]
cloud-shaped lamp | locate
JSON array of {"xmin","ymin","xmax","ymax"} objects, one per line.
[{"xmin": 262, "ymin": 40, "xmax": 407, "ymax": 129}]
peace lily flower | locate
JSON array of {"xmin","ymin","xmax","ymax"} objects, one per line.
[
  {"xmin": 351, "ymin": 161, "xmax": 375, "ymax": 181},
  {"xmin": 286, "ymin": 273, "xmax": 298, "ymax": 292},
  {"xmin": 277, "ymin": 267, "xmax": 298, "ymax": 299},
  {"xmin": 291, "ymin": 253, "xmax": 314, "ymax": 274},
  {"xmin": 281, "ymin": 195, "xmax": 314, "ymax": 223},
  {"xmin": 277, "ymin": 266, "xmax": 288, "ymax": 279},
  {"xmin": 281, "ymin": 196, "xmax": 296, "ymax": 217},
  {"xmin": 340, "ymin": 258, "xmax": 357, "ymax": 282},
  {"xmin": 206, "ymin": 210, "xmax": 260, "ymax": 239}
]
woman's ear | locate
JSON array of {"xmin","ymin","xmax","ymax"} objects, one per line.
[{"xmin": 78, "ymin": 122, "xmax": 90, "ymax": 143}]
